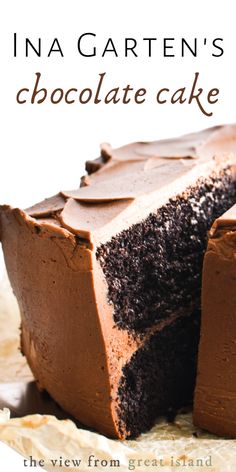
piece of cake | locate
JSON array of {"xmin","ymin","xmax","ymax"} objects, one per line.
[
  {"xmin": 193, "ymin": 204, "xmax": 236, "ymax": 438},
  {"xmin": 1, "ymin": 125, "xmax": 236, "ymax": 439}
]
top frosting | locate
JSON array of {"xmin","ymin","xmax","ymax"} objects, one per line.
[
  {"xmin": 208, "ymin": 203, "xmax": 236, "ymax": 250},
  {"xmin": 212, "ymin": 203, "xmax": 236, "ymax": 227},
  {"xmin": 25, "ymin": 125, "xmax": 236, "ymax": 245}
]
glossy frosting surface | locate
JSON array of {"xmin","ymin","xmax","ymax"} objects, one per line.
[
  {"xmin": 194, "ymin": 204, "xmax": 236, "ymax": 438},
  {"xmin": 26, "ymin": 125, "xmax": 236, "ymax": 245}
]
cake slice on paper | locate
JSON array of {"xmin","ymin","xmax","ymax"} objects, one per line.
[{"xmin": 1, "ymin": 125, "xmax": 236, "ymax": 439}]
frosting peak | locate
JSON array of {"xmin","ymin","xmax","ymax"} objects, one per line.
[{"xmin": 25, "ymin": 125, "xmax": 236, "ymax": 244}]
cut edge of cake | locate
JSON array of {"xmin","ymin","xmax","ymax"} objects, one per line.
[{"xmin": 1, "ymin": 125, "xmax": 236, "ymax": 439}]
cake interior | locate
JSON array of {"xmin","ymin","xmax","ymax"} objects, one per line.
[
  {"xmin": 118, "ymin": 312, "xmax": 200, "ymax": 438},
  {"xmin": 96, "ymin": 167, "xmax": 236, "ymax": 437}
]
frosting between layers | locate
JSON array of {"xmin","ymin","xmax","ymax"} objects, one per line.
[
  {"xmin": 2, "ymin": 124, "xmax": 236, "ymax": 439},
  {"xmin": 25, "ymin": 125, "xmax": 236, "ymax": 246},
  {"xmin": 0, "ymin": 204, "xmax": 198, "ymax": 438}
]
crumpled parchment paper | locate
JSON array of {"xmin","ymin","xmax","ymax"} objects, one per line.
[{"xmin": 0, "ymin": 275, "xmax": 236, "ymax": 472}]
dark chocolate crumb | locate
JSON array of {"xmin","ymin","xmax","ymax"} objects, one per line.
[
  {"xmin": 117, "ymin": 313, "xmax": 200, "ymax": 438},
  {"xmin": 97, "ymin": 169, "xmax": 236, "ymax": 331}
]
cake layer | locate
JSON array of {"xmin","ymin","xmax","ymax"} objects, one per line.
[
  {"xmin": 193, "ymin": 204, "xmax": 236, "ymax": 438},
  {"xmin": 97, "ymin": 168, "xmax": 236, "ymax": 331},
  {"xmin": 1, "ymin": 125, "xmax": 236, "ymax": 439},
  {"xmin": 117, "ymin": 311, "xmax": 200, "ymax": 438}
]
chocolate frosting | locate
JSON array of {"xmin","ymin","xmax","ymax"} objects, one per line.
[
  {"xmin": 193, "ymin": 204, "xmax": 236, "ymax": 438},
  {"xmin": 1, "ymin": 125, "xmax": 236, "ymax": 438},
  {"xmin": 0, "ymin": 381, "xmax": 83, "ymax": 425},
  {"xmin": 26, "ymin": 194, "xmax": 65, "ymax": 218},
  {"xmin": 26, "ymin": 125, "xmax": 236, "ymax": 245}
]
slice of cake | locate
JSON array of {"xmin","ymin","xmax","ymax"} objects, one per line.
[
  {"xmin": 1, "ymin": 125, "xmax": 236, "ymax": 439},
  {"xmin": 193, "ymin": 204, "xmax": 236, "ymax": 438}
]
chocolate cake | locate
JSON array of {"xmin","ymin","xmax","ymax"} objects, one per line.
[
  {"xmin": 193, "ymin": 204, "xmax": 236, "ymax": 438},
  {"xmin": 1, "ymin": 125, "xmax": 236, "ymax": 439}
]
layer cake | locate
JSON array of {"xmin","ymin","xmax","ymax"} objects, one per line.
[{"xmin": 1, "ymin": 125, "xmax": 236, "ymax": 439}]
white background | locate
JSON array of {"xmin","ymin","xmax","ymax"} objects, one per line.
[{"xmin": 0, "ymin": 0, "xmax": 236, "ymax": 466}]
